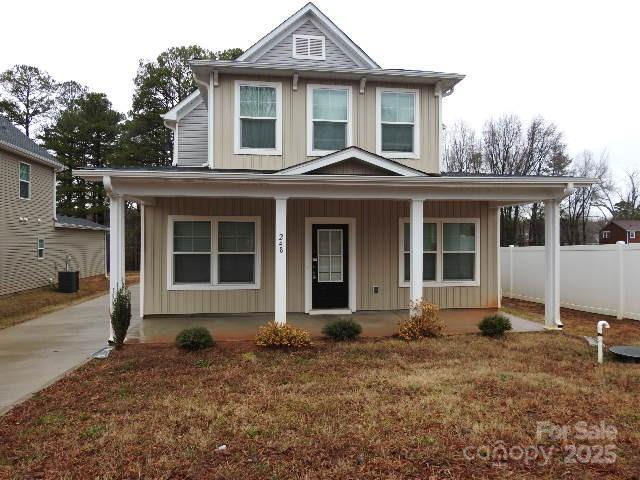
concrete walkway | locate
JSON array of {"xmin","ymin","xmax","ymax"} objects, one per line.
[{"xmin": 0, "ymin": 285, "xmax": 139, "ymax": 414}]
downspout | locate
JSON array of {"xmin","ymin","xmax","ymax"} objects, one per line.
[
  {"xmin": 194, "ymin": 71, "xmax": 215, "ymax": 169},
  {"xmin": 163, "ymin": 120, "xmax": 178, "ymax": 166}
]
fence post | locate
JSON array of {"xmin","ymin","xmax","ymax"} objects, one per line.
[
  {"xmin": 509, "ymin": 245, "xmax": 514, "ymax": 298},
  {"xmin": 617, "ymin": 241, "xmax": 625, "ymax": 320}
]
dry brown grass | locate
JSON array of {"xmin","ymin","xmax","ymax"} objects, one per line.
[
  {"xmin": 0, "ymin": 272, "xmax": 139, "ymax": 330},
  {"xmin": 1, "ymin": 303, "xmax": 639, "ymax": 479}
]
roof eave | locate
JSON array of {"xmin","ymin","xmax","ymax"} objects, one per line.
[{"xmin": 0, "ymin": 140, "xmax": 63, "ymax": 171}]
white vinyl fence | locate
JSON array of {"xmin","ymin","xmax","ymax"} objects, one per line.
[{"xmin": 501, "ymin": 243, "xmax": 640, "ymax": 320}]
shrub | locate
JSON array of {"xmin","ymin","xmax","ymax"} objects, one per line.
[
  {"xmin": 397, "ymin": 300, "xmax": 443, "ymax": 340},
  {"xmin": 322, "ymin": 318, "xmax": 362, "ymax": 341},
  {"xmin": 255, "ymin": 321, "xmax": 312, "ymax": 349},
  {"xmin": 176, "ymin": 327, "xmax": 215, "ymax": 351},
  {"xmin": 110, "ymin": 285, "xmax": 131, "ymax": 349},
  {"xmin": 478, "ymin": 314, "xmax": 512, "ymax": 336}
]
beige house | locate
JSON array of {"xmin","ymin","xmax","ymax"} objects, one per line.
[
  {"xmin": 75, "ymin": 3, "xmax": 593, "ymax": 333},
  {"xmin": 0, "ymin": 117, "xmax": 107, "ymax": 296}
]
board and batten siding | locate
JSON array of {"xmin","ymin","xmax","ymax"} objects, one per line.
[
  {"xmin": 0, "ymin": 149, "xmax": 106, "ymax": 296},
  {"xmin": 143, "ymin": 198, "xmax": 497, "ymax": 315},
  {"xmin": 176, "ymin": 101, "xmax": 208, "ymax": 167},
  {"xmin": 211, "ymin": 74, "xmax": 439, "ymax": 174},
  {"xmin": 253, "ymin": 20, "xmax": 364, "ymax": 69}
]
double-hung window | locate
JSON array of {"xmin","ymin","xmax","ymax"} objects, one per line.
[
  {"xmin": 376, "ymin": 88, "xmax": 419, "ymax": 159},
  {"xmin": 37, "ymin": 238, "xmax": 45, "ymax": 259},
  {"xmin": 19, "ymin": 162, "xmax": 31, "ymax": 199},
  {"xmin": 168, "ymin": 216, "xmax": 261, "ymax": 290},
  {"xmin": 399, "ymin": 218, "xmax": 479, "ymax": 286},
  {"xmin": 235, "ymin": 81, "xmax": 282, "ymax": 155},
  {"xmin": 307, "ymin": 85, "xmax": 351, "ymax": 155}
]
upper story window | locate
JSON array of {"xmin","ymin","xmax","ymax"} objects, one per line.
[
  {"xmin": 376, "ymin": 88, "xmax": 420, "ymax": 159},
  {"xmin": 37, "ymin": 238, "xmax": 45, "ymax": 260},
  {"xmin": 630, "ymin": 231, "xmax": 636, "ymax": 239},
  {"xmin": 602, "ymin": 230, "xmax": 610, "ymax": 239},
  {"xmin": 234, "ymin": 80, "xmax": 282, "ymax": 155},
  {"xmin": 307, "ymin": 84, "xmax": 352, "ymax": 156},
  {"xmin": 293, "ymin": 35, "xmax": 326, "ymax": 60},
  {"xmin": 19, "ymin": 162, "xmax": 31, "ymax": 199}
]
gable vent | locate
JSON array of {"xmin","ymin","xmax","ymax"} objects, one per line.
[{"xmin": 292, "ymin": 34, "xmax": 326, "ymax": 60}]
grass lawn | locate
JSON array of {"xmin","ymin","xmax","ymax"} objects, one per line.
[
  {"xmin": 1, "ymin": 303, "xmax": 639, "ymax": 479},
  {"xmin": 0, "ymin": 272, "xmax": 139, "ymax": 330}
]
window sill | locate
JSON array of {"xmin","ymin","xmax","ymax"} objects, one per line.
[
  {"xmin": 399, "ymin": 280, "xmax": 480, "ymax": 288},
  {"xmin": 167, "ymin": 283, "xmax": 260, "ymax": 291},
  {"xmin": 234, "ymin": 148, "xmax": 281, "ymax": 156}
]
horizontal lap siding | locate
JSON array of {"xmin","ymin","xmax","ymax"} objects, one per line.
[
  {"xmin": 143, "ymin": 198, "xmax": 497, "ymax": 315},
  {"xmin": 177, "ymin": 102, "xmax": 208, "ymax": 167}
]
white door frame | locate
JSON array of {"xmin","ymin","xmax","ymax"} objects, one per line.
[{"xmin": 304, "ymin": 217, "xmax": 356, "ymax": 314}]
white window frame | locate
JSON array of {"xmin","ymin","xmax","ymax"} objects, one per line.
[
  {"xmin": 167, "ymin": 215, "xmax": 261, "ymax": 291},
  {"xmin": 19, "ymin": 162, "xmax": 31, "ymax": 200},
  {"xmin": 376, "ymin": 87, "xmax": 420, "ymax": 159},
  {"xmin": 234, "ymin": 80, "xmax": 282, "ymax": 156},
  {"xmin": 398, "ymin": 217, "xmax": 480, "ymax": 287},
  {"xmin": 629, "ymin": 231, "xmax": 636, "ymax": 239},
  {"xmin": 292, "ymin": 34, "xmax": 326, "ymax": 60},
  {"xmin": 602, "ymin": 230, "xmax": 610, "ymax": 239},
  {"xmin": 306, "ymin": 84, "xmax": 353, "ymax": 156},
  {"xmin": 316, "ymin": 228, "xmax": 344, "ymax": 283},
  {"xmin": 37, "ymin": 237, "xmax": 45, "ymax": 260}
]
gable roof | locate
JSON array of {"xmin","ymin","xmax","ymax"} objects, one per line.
[
  {"xmin": 54, "ymin": 214, "xmax": 109, "ymax": 231},
  {"xmin": 161, "ymin": 90, "xmax": 203, "ymax": 126},
  {"xmin": 275, "ymin": 146, "xmax": 429, "ymax": 177},
  {"xmin": 237, "ymin": 2, "xmax": 379, "ymax": 69},
  {"xmin": 605, "ymin": 219, "xmax": 640, "ymax": 231},
  {"xmin": 0, "ymin": 116, "xmax": 63, "ymax": 170}
]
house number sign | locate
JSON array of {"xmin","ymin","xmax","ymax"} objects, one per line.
[{"xmin": 278, "ymin": 233, "xmax": 285, "ymax": 254}]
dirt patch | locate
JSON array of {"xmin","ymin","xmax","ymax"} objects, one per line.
[{"xmin": 1, "ymin": 319, "xmax": 639, "ymax": 479}]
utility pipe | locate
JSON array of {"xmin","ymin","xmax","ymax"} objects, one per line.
[{"xmin": 597, "ymin": 320, "xmax": 610, "ymax": 364}]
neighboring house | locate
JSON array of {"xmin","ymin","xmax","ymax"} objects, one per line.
[
  {"xmin": 0, "ymin": 116, "xmax": 108, "ymax": 296},
  {"xmin": 599, "ymin": 220, "xmax": 640, "ymax": 245},
  {"xmin": 75, "ymin": 3, "xmax": 595, "ymax": 331}
]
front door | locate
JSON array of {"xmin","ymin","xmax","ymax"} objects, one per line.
[{"xmin": 312, "ymin": 224, "xmax": 349, "ymax": 309}]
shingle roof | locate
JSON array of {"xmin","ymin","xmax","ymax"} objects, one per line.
[
  {"xmin": 54, "ymin": 214, "xmax": 109, "ymax": 231},
  {"xmin": 0, "ymin": 116, "xmax": 63, "ymax": 169},
  {"xmin": 610, "ymin": 219, "xmax": 640, "ymax": 231}
]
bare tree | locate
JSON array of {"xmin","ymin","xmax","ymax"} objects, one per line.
[{"xmin": 443, "ymin": 121, "xmax": 482, "ymax": 173}]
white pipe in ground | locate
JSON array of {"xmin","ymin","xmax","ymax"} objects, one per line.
[{"xmin": 597, "ymin": 320, "xmax": 610, "ymax": 364}]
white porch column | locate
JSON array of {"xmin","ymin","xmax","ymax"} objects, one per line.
[
  {"xmin": 109, "ymin": 194, "xmax": 126, "ymax": 341},
  {"xmin": 544, "ymin": 198, "xmax": 562, "ymax": 329},
  {"xmin": 410, "ymin": 199, "xmax": 424, "ymax": 309},
  {"xmin": 274, "ymin": 197, "xmax": 288, "ymax": 324}
]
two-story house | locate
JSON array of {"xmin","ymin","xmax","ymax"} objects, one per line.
[
  {"xmin": 75, "ymin": 3, "xmax": 594, "ymax": 335},
  {"xmin": 0, "ymin": 116, "xmax": 108, "ymax": 296}
]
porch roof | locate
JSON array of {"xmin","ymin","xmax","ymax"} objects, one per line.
[{"xmin": 73, "ymin": 166, "xmax": 596, "ymax": 207}]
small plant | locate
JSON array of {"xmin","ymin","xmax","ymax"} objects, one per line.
[
  {"xmin": 176, "ymin": 327, "xmax": 215, "ymax": 351},
  {"xmin": 478, "ymin": 314, "xmax": 512, "ymax": 336},
  {"xmin": 111, "ymin": 285, "xmax": 131, "ymax": 349},
  {"xmin": 397, "ymin": 300, "xmax": 443, "ymax": 340},
  {"xmin": 194, "ymin": 359, "xmax": 212, "ymax": 368},
  {"xmin": 322, "ymin": 318, "xmax": 362, "ymax": 341},
  {"xmin": 255, "ymin": 321, "xmax": 312, "ymax": 349}
]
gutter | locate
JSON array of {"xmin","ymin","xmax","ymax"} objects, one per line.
[{"xmin": 0, "ymin": 140, "xmax": 63, "ymax": 171}]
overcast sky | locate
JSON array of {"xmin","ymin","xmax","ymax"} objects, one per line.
[{"xmin": 2, "ymin": 0, "xmax": 638, "ymax": 176}]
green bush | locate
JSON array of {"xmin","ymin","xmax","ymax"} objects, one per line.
[
  {"xmin": 110, "ymin": 285, "xmax": 131, "ymax": 349},
  {"xmin": 322, "ymin": 318, "xmax": 362, "ymax": 341},
  {"xmin": 176, "ymin": 327, "xmax": 215, "ymax": 351},
  {"xmin": 478, "ymin": 314, "xmax": 512, "ymax": 336}
]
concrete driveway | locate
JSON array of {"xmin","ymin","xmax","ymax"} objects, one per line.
[{"xmin": 0, "ymin": 284, "xmax": 139, "ymax": 414}]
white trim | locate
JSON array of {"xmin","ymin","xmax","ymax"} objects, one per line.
[
  {"xmin": 233, "ymin": 80, "xmax": 282, "ymax": 156},
  {"xmin": 274, "ymin": 198, "xmax": 287, "ymax": 324},
  {"xmin": 308, "ymin": 309, "xmax": 352, "ymax": 315},
  {"xmin": 19, "ymin": 161, "xmax": 31, "ymax": 200},
  {"xmin": 292, "ymin": 34, "xmax": 326, "ymax": 60},
  {"xmin": 172, "ymin": 122, "xmax": 179, "ymax": 166},
  {"xmin": 376, "ymin": 87, "xmax": 420, "ymax": 159},
  {"xmin": 304, "ymin": 217, "xmax": 356, "ymax": 314},
  {"xmin": 398, "ymin": 217, "xmax": 481, "ymax": 288},
  {"xmin": 36, "ymin": 237, "xmax": 45, "ymax": 260},
  {"xmin": 208, "ymin": 72, "xmax": 215, "ymax": 168},
  {"xmin": 237, "ymin": 3, "xmax": 379, "ymax": 68},
  {"xmin": 161, "ymin": 90, "xmax": 203, "ymax": 123},
  {"xmin": 140, "ymin": 204, "xmax": 145, "ymax": 318},
  {"xmin": 0, "ymin": 140, "xmax": 63, "ymax": 170},
  {"xmin": 306, "ymin": 84, "xmax": 353, "ymax": 156},
  {"xmin": 166, "ymin": 215, "xmax": 262, "ymax": 291},
  {"xmin": 277, "ymin": 146, "xmax": 422, "ymax": 177}
]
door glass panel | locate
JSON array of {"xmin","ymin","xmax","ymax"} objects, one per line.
[
  {"xmin": 318, "ymin": 256, "xmax": 330, "ymax": 273},
  {"xmin": 330, "ymin": 230, "xmax": 342, "ymax": 255},
  {"xmin": 317, "ymin": 228, "xmax": 343, "ymax": 283},
  {"xmin": 318, "ymin": 230, "xmax": 331, "ymax": 255}
]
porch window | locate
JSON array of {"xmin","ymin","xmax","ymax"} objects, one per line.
[
  {"xmin": 173, "ymin": 221, "xmax": 211, "ymax": 284},
  {"xmin": 168, "ymin": 216, "xmax": 261, "ymax": 290},
  {"xmin": 307, "ymin": 85, "xmax": 351, "ymax": 155},
  {"xmin": 19, "ymin": 162, "xmax": 31, "ymax": 199},
  {"xmin": 217, "ymin": 221, "xmax": 256, "ymax": 284},
  {"xmin": 235, "ymin": 81, "xmax": 282, "ymax": 155},
  {"xmin": 399, "ymin": 218, "xmax": 479, "ymax": 286},
  {"xmin": 377, "ymin": 88, "xmax": 419, "ymax": 159}
]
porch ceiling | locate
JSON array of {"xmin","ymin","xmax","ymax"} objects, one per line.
[{"xmin": 74, "ymin": 168, "xmax": 596, "ymax": 207}]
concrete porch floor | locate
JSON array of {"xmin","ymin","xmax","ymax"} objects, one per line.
[{"xmin": 127, "ymin": 308, "xmax": 543, "ymax": 343}]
